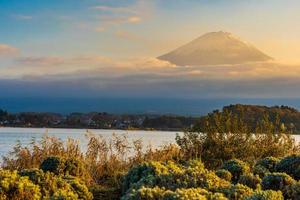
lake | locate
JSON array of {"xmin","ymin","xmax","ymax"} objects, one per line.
[
  {"xmin": 0, "ymin": 127, "xmax": 181, "ymax": 159},
  {"xmin": 0, "ymin": 127, "xmax": 299, "ymax": 160}
]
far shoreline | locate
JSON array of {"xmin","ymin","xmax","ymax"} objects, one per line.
[{"xmin": 0, "ymin": 126, "xmax": 183, "ymax": 132}]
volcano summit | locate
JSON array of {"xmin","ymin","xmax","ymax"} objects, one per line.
[{"xmin": 158, "ymin": 31, "xmax": 273, "ymax": 66}]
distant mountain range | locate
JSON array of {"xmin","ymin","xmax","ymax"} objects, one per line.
[{"xmin": 158, "ymin": 31, "xmax": 273, "ymax": 66}]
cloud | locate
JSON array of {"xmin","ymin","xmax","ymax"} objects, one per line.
[
  {"xmin": 1, "ymin": 55, "xmax": 175, "ymax": 79},
  {"xmin": 3, "ymin": 70, "xmax": 300, "ymax": 99},
  {"xmin": 95, "ymin": 15, "xmax": 143, "ymax": 32},
  {"xmin": 0, "ymin": 44, "xmax": 19, "ymax": 56},
  {"xmin": 127, "ymin": 16, "xmax": 142, "ymax": 23},
  {"xmin": 16, "ymin": 57, "xmax": 65, "ymax": 66},
  {"xmin": 92, "ymin": 0, "xmax": 153, "ymax": 32},
  {"xmin": 114, "ymin": 30, "xmax": 141, "ymax": 41},
  {"xmin": 6, "ymin": 53, "xmax": 300, "ymax": 98},
  {"xmin": 12, "ymin": 14, "xmax": 33, "ymax": 20},
  {"xmin": 8, "ymin": 54, "xmax": 300, "ymax": 80},
  {"xmin": 91, "ymin": 6, "xmax": 137, "ymax": 15},
  {"xmin": 98, "ymin": 15, "xmax": 142, "ymax": 26},
  {"xmin": 95, "ymin": 27, "xmax": 106, "ymax": 32}
]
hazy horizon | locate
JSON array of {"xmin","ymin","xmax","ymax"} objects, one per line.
[{"xmin": 1, "ymin": 97, "xmax": 300, "ymax": 116}]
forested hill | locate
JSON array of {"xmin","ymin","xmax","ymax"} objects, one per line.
[{"xmin": 194, "ymin": 104, "xmax": 300, "ymax": 134}]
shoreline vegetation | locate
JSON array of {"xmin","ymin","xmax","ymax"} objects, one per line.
[
  {"xmin": 2, "ymin": 104, "xmax": 300, "ymax": 134},
  {"xmin": 0, "ymin": 106, "xmax": 300, "ymax": 199}
]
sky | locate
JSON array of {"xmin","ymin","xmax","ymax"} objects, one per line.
[{"xmin": 1, "ymin": 0, "xmax": 300, "ymax": 101}]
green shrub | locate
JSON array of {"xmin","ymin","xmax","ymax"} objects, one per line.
[
  {"xmin": 262, "ymin": 172, "xmax": 295, "ymax": 190},
  {"xmin": 0, "ymin": 170, "xmax": 41, "ymax": 200},
  {"xmin": 40, "ymin": 156, "xmax": 86, "ymax": 179},
  {"xmin": 64, "ymin": 176, "xmax": 93, "ymax": 200},
  {"xmin": 238, "ymin": 174, "xmax": 262, "ymax": 190},
  {"xmin": 216, "ymin": 169, "xmax": 232, "ymax": 182},
  {"xmin": 64, "ymin": 158, "xmax": 85, "ymax": 177},
  {"xmin": 253, "ymin": 165, "xmax": 270, "ymax": 178},
  {"xmin": 262, "ymin": 173, "xmax": 295, "ymax": 198},
  {"xmin": 123, "ymin": 186, "xmax": 228, "ymax": 200},
  {"xmin": 122, "ymin": 161, "xmax": 168, "ymax": 192},
  {"xmin": 275, "ymin": 154, "xmax": 300, "ymax": 180},
  {"xmin": 220, "ymin": 159, "xmax": 250, "ymax": 183},
  {"xmin": 185, "ymin": 159, "xmax": 205, "ymax": 170},
  {"xmin": 245, "ymin": 190, "xmax": 284, "ymax": 200},
  {"xmin": 23, "ymin": 170, "xmax": 72, "ymax": 198},
  {"xmin": 255, "ymin": 157, "xmax": 280, "ymax": 173},
  {"xmin": 225, "ymin": 184, "xmax": 253, "ymax": 200},
  {"xmin": 20, "ymin": 168, "xmax": 67, "ymax": 198},
  {"xmin": 169, "ymin": 187, "xmax": 227, "ymax": 200},
  {"xmin": 40, "ymin": 156, "xmax": 65, "ymax": 175},
  {"xmin": 19, "ymin": 168, "xmax": 45, "ymax": 183},
  {"xmin": 122, "ymin": 160, "xmax": 231, "ymax": 199},
  {"xmin": 176, "ymin": 111, "xmax": 299, "ymax": 169},
  {"xmin": 135, "ymin": 186, "xmax": 169, "ymax": 200},
  {"xmin": 51, "ymin": 188, "xmax": 79, "ymax": 200},
  {"xmin": 18, "ymin": 168, "xmax": 92, "ymax": 199},
  {"xmin": 285, "ymin": 181, "xmax": 300, "ymax": 200},
  {"xmin": 90, "ymin": 185, "xmax": 121, "ymax": 200}
]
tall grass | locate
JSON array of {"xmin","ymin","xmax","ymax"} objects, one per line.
[{"xmin": 2, "ymin": 133, "xmax": 181, "ymax": 188}]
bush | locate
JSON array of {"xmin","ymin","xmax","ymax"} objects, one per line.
[
  {"xmin": 245, "ymin": 190, "xmax": 284, "ymax": 200},
  {"xmin": 40, "ymin": 156, "xmax": 65, "ymax": 175},
  {"xmin": 220, "ymin": 159, "xmax": 250, "ymax": 183},
  {"xmin": 122, "ymin": 161, "xmax": 168, "ymax": 192},
  {"xmin": 90, "ymin": 185, "xmax": 121, "ymax": 200},
  {"xmin": 40, "ymin": 156, "xmax": 86, "ymax": 179},
  {"xmin": 18, "ymin": 168, "xmax": 92, "ymax": 199},
  {"xmin": 275, "ymin": 154, "xmax": 300, "ymax": 180},
  {"xmin": 51, "ymin": 188, "xmax": 79, "ymax": 200},
  {"xmin": 134, "ymin": 186, "xmax": 169, "ymax": 200},
  {"xmin": 285, "ymin": 181, "xmax": 300, "ymax": 200},
  {"xmin": 176, "ymin": 111, "xmax": 299, "ymax": 169},
  {"xmin": 123, "ymin": 186, "xmax": 228, "ymax": 200},
  {"xmin": 253, "ymin": 165, "xmax": 270, "ymax": 178},
  {"xmin": 216, "ymin": 169, "xmax": 232, "ymax": 182},
  {"xmin": 64, "ymin": 158, "xmax": 85, "ymax": 177},
  {"xmin": 122, "ymin": 160, "xmax": 231, "ymax": 199},
  {"xmin": 64, "ymin": 176, "xmax": 93, "ymax": 200},
  {"xmin": 238, "ymin": 174, "xmax": 262, "ymax": 189},
  {"xmin": 255, "ymin": 157, "xmax": 280, "ymax": 173},
  {"xmin": 224, "ymin": 184, "xmax": 253, "ymax": 200},
  {"xmin": 0, "ymin": 170, "xmax": 41, "ymax": 200},
  {"xmin": 19, "ymin": 168, "xmax": 45, "ymax": 183},
  {"xmin": 262, "ymin": 173, "xmax": 296, "ymax": 198}
]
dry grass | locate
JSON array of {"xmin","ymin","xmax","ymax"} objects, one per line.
[{"xmin": 2, "ymin": 132, "xmax": 182, "ymax": 188}]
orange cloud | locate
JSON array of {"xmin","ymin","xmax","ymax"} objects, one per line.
[
  {"xmin": 16, "ymin": 57, "xmax": 65, "ymax": 66},
  {"xmin": 92, "ymin": 0, "xmax": 152, "ymax": 33},
  {"xmin": 114, "ymin": 30, "xmax": 141, "ymax": 41},
  {"xmin": 127, "ymin": 16, "xmax": 142, "ymax": 23},
  {"xmin": 0, "ymin": 44, "xmax": 19, "ymax": 56}
]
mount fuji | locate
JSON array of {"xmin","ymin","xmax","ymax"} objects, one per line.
[{"xmin": 158, "ymin": 31, "xmax": 273, "ymax": 66}]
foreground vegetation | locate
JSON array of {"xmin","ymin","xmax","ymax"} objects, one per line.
[
  {"xmin": 122, "ymin": 156, "xmax": 300, "ymax": 200},
  {"xmin": 0, "ymin": 111, "xmax": 300, "ymax": 199}
]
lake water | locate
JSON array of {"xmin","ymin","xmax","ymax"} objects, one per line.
[
  {"xmin": 0, "ymin": 127, "xmax": 181, "ymax": 159},
  {"xmin": 0, "ymin": 127, "xmax": 299, "ymax": 160}
]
